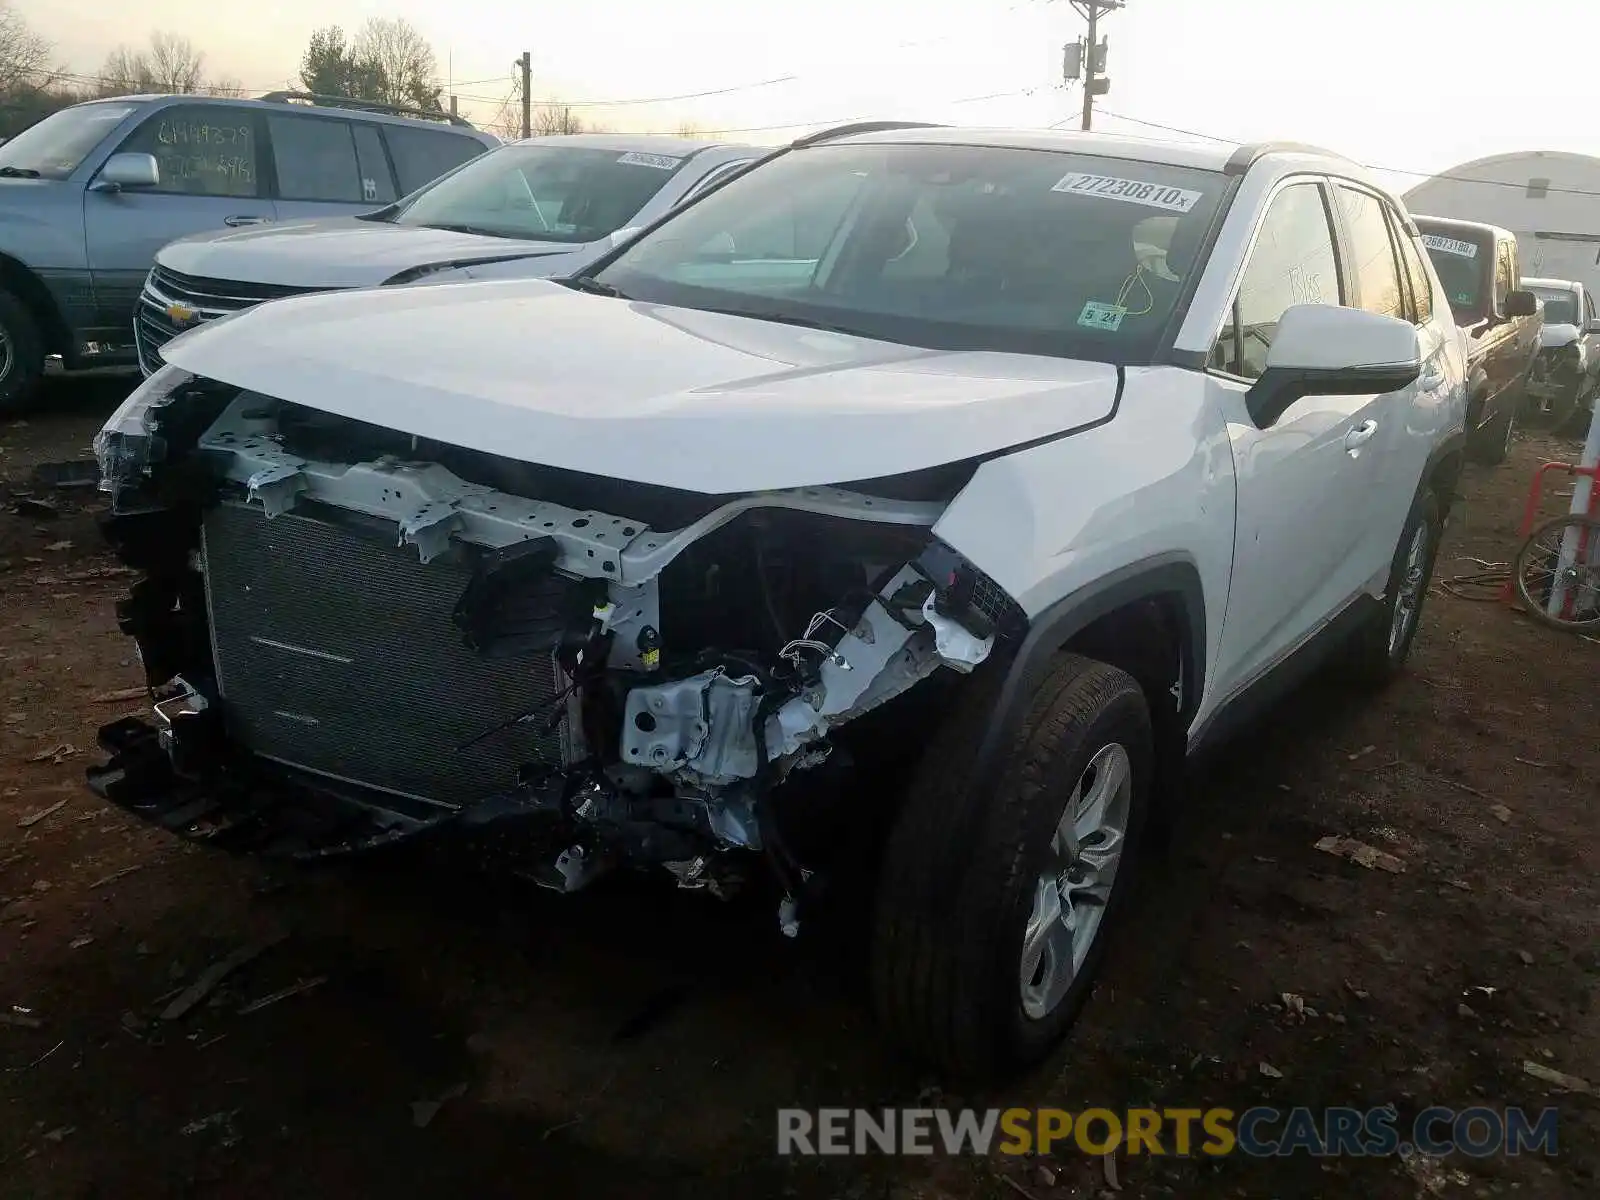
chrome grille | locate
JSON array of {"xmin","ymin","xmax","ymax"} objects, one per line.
[
  {"xmin": 202, "ymin": 502, "xmax": 570, "ymax": 808},
  {"xmin": 135, "ymin": 266, "xmax": 326, "ymax": 375}
]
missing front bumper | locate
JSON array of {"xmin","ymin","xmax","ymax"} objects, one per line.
[{"xmin": 83, "ymin": 715, "xmax": 545, "ymax": 860}]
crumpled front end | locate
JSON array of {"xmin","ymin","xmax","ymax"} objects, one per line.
[{"xmin": 87, "ymin": 367, "xmax": 1021, "ymax": 918}]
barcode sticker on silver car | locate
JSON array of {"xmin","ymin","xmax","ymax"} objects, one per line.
[
  {"xmin": 1051, "ymin": 172, "xmax": 1203, "ymax": 212},
  {"xmin": 1421, "ymin": 234, "xmax": 1478, "ymax": 258},
  {"xmin": 617, "ymin": 151, "xmax": 682, "ymax": 169}
]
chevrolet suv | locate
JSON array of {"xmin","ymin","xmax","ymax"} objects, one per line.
[
  {"xmin": 88, "ymin": 124, "xmax": 1467, "ymax": 1079},
  {"xmin": 135, "ymin": 134, "xmax": 760, "ymax": 375},
  {"xmin": 0, "ymin": 91, "xmax": 495, "ymax": 412}
]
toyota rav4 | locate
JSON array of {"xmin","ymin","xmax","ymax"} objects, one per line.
[{"xmin": 88, "ymin": 124, "xmax": 1467, "ymax": 1079}]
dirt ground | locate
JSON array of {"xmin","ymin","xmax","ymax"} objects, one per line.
[{"xmin": 1, "ymin": 375, "xmax": 1596, "ymax": 1200}]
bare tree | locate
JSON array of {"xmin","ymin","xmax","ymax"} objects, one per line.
[
  {"xmin": 532, "ymin": 102, "xmax": 585, "ymax": 137},
  {"xmin": 98, "ymin": 45, "xmax": 149, "ymax": 95},
  {"xmin": 99, "ymin": 31, "xmax": 206, "ymax": 95},
  {"xmin": 0, "ymin": 1, "xmax": 49, "ymax": 94},
  {"xmin": 674, "ymin": 119, "xmax": 706, "ymax": 138},
  {"xmin": 144, "ymin": 32, "xmax": 205, "ymax": 93},
  {"xmin": 351, "ymin": 18, "xmax": 442, "ymax": 112},
  {"xmin": 205, "ymin": 76, "xmax": 247, "ymax": 99}
]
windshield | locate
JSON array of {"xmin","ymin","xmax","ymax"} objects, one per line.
[
  {"xmin": 393, "ymin": 144, "xmax": 693, "ymax": 243},
  {"xmin": 591, "ymin": 142, "xmax": 1227, "ymax": 361},
  {"xmin": 0, "ymin": 102, "xmax": 141, "ymax": 180},
  {"xmin": 1419, "ymin": 231, "xmax": 1489, "ymax": 316},
  {"xmin": 1532, "ymin": 288, "xmax": 1577, "ymax": 326}
]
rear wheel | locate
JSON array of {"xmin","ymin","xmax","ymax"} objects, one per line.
[
  {"xmin": 1344, "ymin": 488, "xmax": 1443, "ymax": 685},
  {"xmin": 0, "ymin": 288, "xmax": 45, "ymax": 417},
  {"xmin": 1469, "ymin": 401, "xmax": 1515, "ymax": 466},
  {"xmin": 871, "ymin": 654, "xmax": 1152, "ymax": 1079}
]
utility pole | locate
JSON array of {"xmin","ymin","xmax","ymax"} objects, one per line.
[
  {"xmin": 516, "ymin": 51, "xmax": 531, "ymax": 140},
  {"xmin": 1065, "ymin": 0, "xmax": 1122, "ymax": 131}
]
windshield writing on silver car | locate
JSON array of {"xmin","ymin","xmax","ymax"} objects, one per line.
[
  {"xmin": 590, "ymin": 142, "xmax": 1226, "ymax": 363},
  {"xmin": 394, "ymin": 144, "xmax": 691, "ymax": 243}
]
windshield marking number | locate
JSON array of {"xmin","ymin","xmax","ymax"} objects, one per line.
[
  {"xmin": 1051, "ymin": 172, "xmax": 1202, "ymax": 213},
  {"xmin": 1422, "ymin": 234, "xmax": 1478, "ymax": 259},
  {"xmin": 617, "ymin": 151, "xmax": 681, "ymax": 170},
  {"xmin": 1078, "ymin": 301, "xmax": 1128, "ymax": 331}
]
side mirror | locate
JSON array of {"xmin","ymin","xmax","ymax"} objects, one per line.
[
  {"xmin": 1584, "ymin": 318, "xmax": 1600, "ymax": 335},
  {"xmin": 91, "ymin": 152, "xmax": 159, "ymax": 193},
  {"xmin": 1505, "ymin": 289, "xmax": 1539, "ymax": 318},
  {"xmin": 1245, "ymin": 305, "xmax": 1422, "ymax": 430}
]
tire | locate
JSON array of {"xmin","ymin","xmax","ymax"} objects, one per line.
[
  {"xmin": 871, "ymin": 653, "xmax": 1152, "ymax": 1080},
  {"xmin": 1468, "ymin": 401, "xmax": 1515, "ymax": 466},
  {"xmin": 1343, "ymin": 488, "xmax": 1444, "ymax": 685},
  {"xmin": 0, "ymin": 287, "xmax": 45, "ymax": 417},
  {"xmin": 1513, "ymin": 514, "xmax": 1600, "ymax": 632}
]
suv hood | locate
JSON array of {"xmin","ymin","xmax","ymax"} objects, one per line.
[
  {"xmin": 157, "ymin": 217, "xmax": 575, "ymax": 289},
  {"xmin": 161, "ymin": 278, "xmax": 1120, "ymax": 494},
  {"xmin": 1540, "ymin": 322, "xmax": 1581, "ymax": 350}
]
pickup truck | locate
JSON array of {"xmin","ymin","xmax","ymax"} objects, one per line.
[
  {"xmin": 0, "ymin": 91, "xmax": 495, "ymax": 413},
  {"xmin": 1414, "ymin": 215, "xmax": 1542, "ymax": 464}
]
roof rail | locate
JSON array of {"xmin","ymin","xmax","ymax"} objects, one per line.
[
  {"xmin": 790, "ymin": 120, "xmax": 946, "ymax": 148},
  {"xmin": 256, "ymin": 90, "xmax": 476, "ymax": 129},
  {"xmin": 1224, "ymin": 140, "xmax": 1352, "ymax": 176}
]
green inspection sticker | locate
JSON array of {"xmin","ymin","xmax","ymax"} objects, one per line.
[{"xmin": 1078, "ymin": 301, "xmax": 1128, "ymax": 331}]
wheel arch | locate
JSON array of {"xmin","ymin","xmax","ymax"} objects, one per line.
[
  {"xmin": 1424, "ymin": 430, "xmax": 1467, "ymax": 515},
  {"xmin": 975, "ymin": 555, "xmax": 1206, "ymax": 784},
  {"xmin": 0, "ymin": 253, "xmax": 71, "ymax": 357}
]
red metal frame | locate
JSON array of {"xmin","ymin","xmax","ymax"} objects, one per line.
[{"xmin": 1502, "ymin": 460, "xmax": 1600, "ymax": 605}]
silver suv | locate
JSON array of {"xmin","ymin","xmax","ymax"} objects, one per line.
[{"xmin": 0, "ymin": 91, "xmax": 496, "ymax": 412}]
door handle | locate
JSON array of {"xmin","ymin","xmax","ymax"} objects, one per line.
[
  {"xmin": 1344, "ymin": 420, "xmax": 1379, "ymax": 452},
  {"xmin": 223, "ymin": 215, "xmax": 269, "ymax": 227}
]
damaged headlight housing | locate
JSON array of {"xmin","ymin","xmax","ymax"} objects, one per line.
[{"xmin": 94, "ymin": 363, "xmax": 194, "ymax": 498}]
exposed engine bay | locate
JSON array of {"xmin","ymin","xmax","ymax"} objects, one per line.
[{"xmin": 89, "ymin": 370, "xmax": 1024, "ymax": 929}]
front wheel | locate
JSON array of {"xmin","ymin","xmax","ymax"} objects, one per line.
[
  {"xmin": 871, "ymin": 654, "xmax": 1152, "ymax": 1079},
  {"xmin": 0, "ymin": 288, "xmax": 44, "ymax": 417}
]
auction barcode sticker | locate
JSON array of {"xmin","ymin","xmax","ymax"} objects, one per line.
[
  {"xmin": 617, "ymin": 151, "xmax": 682, "ymax": 169},
  {"xmin": 1421, "ymin": 234, "xmax": 1478, "ymax": 259},
  {"xmin": 1051, "ymin": 172, "xmax": 1203, "ymax": 213}
]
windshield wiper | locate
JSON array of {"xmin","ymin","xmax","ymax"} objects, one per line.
[
  {"xmin": 560, "ymin": 275, "xmax": 630, "ymax": 299},
  {"xmin": 420, "ymin": 222, "xmax": 515, "ymax": 239},
  {"xmin": 693, "ymin": 306, "xmax": 861, "ymax": 337},
  {"xmin": 0, "ymin": 166, "xmax": 41, "ymax": 179}
]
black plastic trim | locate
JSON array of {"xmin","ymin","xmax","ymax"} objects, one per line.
[{"xmin": 974, "ymin": 554, "xmax": 1206, "ymax": 782}]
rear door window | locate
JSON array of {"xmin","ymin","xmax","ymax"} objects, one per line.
[
  {"xmin": 267, "ymin": 114, "xmax": 364, "ymax": 203},
  {"xmin": 385, "ymin": 127, "xmax": 486, "ymax": 195},
  {"xmin": 116, "ymin": 104, "xmax": 259, "ymax": 198},
  {"xmin": 351, "ymin": 124, "xmax": 397, "ymax": 204}
]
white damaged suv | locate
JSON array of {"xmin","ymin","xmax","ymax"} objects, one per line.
[{"xmin": 89, "ymin": 123, "xmax": 1466, "ymax": 1078}]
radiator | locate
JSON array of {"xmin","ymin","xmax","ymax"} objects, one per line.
[{"xmin": 202, "ymin": 502, "xmax": 571, "ymax": 808}]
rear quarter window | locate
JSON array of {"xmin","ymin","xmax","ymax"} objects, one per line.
[{"xmin": 385, "ymin": 127, "xmax": 487, "ymax": 195}]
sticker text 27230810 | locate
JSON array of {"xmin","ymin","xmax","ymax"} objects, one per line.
[{"xmin": 1051, "ymin": 172, "xmax": 1203, "ymax": 213}]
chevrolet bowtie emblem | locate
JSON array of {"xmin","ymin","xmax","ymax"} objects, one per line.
[{"xmin": 165, "ymin": 302, "xmax": 196, "ymax": 324}]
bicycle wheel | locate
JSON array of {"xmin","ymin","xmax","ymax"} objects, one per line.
[{"xmin": 1514, "ymin": 513, "xmax": 1600, "ymax": 631}]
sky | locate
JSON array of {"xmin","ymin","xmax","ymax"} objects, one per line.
[{"xmin": 19, "ymin": 0, "xmax": 1600, "ymax": 191}]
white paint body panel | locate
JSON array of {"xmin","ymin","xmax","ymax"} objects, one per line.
[
  {"xmin": 151, "ymin": 136, "xmax": 1469, "ymax": 745},
  {"xmin": 161, "ymin": 278, "xmax": 1120, "ymax": 494},
  {"xmin": 158, "ymin": 218, "xmax": 580, "ymax": 289}
]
